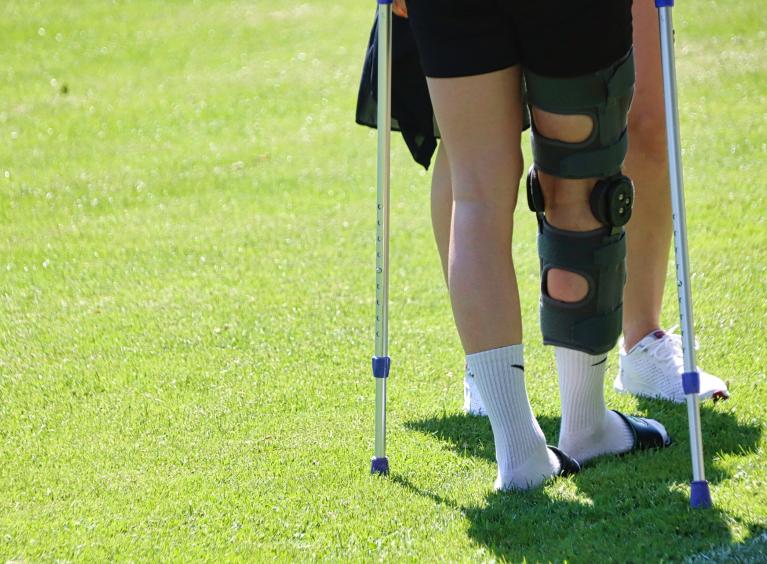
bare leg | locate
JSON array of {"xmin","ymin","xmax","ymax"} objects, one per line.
[
  {"xmin": 616, "ymin": 5, "xmax": 728, "ymax": 399},
  {"xmin": 428, "ymin": 67, "xmax": 565, "ymax": 489},
  {"xmin": 430, "ymin": 142, "xmax": 451, "ymax": 285},
  {"xmin": 621, "ymin": 0, "xmax": 672, "ymax": 350},
  {"xmin": 427, "ymin": 69, "xmax": 525, "ymax": 354}
]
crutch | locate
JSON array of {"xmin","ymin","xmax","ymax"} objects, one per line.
[
  {"xmin": 656, "ymin": 0, "xmax": 711, "ymax": 509},
  {"xmin": 371, "ymin": 0, "xmax": 393, "ymax": 476}
]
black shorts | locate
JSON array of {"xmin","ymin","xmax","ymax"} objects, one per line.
[{"xmin": 406, "ymin": 0, "xmax": 633, "ymax": 78}]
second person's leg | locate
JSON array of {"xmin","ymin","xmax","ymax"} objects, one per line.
[{"xmin": 616, "ymin": 0, "xmax": 729, "ymax": 402}]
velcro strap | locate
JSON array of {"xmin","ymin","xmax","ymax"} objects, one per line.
[
  {"xmin": 525, "ymin": 72, "xmax": 606, "ymax": 111},
  {"xmin": 572, "ymin": 307, "xmax": 624, "ymax": 348},
  {"xmin": 540, "ymin": 303, "xmax": 623, "ymax": 355},
  {"xmin": 524, "ymin": 49, "xmax": 635, "ymax": 111},
  {"xmin": 607, "ymin": 52, "xmax": 636, "ymax": 98},
  {"xmin": 594, "ymin": 233, "xmax": 626, "ymax": 266},
  {"xmin": 538, "ymin": 225, "xmax": 624, "ymax": 269},
  {"xmin": 532, "ymin": 128, "xmax": 628, "ymax": 179},
  {"xmin": 557, "ymin": 129, "xmax": 628, "ymax": 178}
]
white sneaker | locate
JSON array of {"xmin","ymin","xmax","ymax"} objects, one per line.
[
  {"xmin": 463, "ymin": 367, "xmax": 487, "ymax": 416},
  {"xmin": 614, "ymin": 328, "xmax": 730, "ymax": 404}
]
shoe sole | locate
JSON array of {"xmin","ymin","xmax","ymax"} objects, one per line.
[{"xmin": 614, "ymin": 370, "xmax": 729, "ymax": 404}]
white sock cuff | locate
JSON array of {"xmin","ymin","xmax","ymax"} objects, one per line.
[
  {"xmin": 555, "ymin": 346, "xmax": 606, "ymax": 368},
  {"xmin": 466, "ymin": 344, "xmax": 524, "ymax": 377},
  {"xmin": 556, "ymin": 346, "xmax": 609, "ymax": 435}
]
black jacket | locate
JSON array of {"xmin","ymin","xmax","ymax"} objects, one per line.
[
  {"xmin": 355, "ymin": 15, "xmax": 438, "ymax": 170},
  {"xmin": 355, "ymin": 14, "xmax": 530, "ymax": 170}
]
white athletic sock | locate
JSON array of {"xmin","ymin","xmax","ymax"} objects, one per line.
[
  {"xmin": 467, "ymin": 344, "xmax": 560, "ymax": 490},
  {"xmin": 556, "ymin": 347, "xmax": 635, "ymax": 463}
]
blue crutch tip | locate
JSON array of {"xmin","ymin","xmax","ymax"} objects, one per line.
[
  {"xmin": 690, "ymin": 480, "xmax": 712, "ymax": 509},
  {"xmin": 371, "ymin": 456, "xmax": 390, "ymax": 475}
]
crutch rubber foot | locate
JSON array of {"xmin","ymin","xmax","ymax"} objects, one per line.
[
  {"xmin": 690, "ymin": 480, "xmax": 712, "ymax": 509},
  {"xmin": 371, "ymin": 456, "xmax": 390, "ymax": 476}
]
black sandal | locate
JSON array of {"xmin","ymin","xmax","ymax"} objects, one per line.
[
  {"xmin": 548, "ymin": 445, "xmax": 581, "ymax": 477},
  {"xmin": 612, "ymin": 410, "xmax": 673, "ymax": 451}
]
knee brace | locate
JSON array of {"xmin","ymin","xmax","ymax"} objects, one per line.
[
  {"xmin": 527, "ymin": 169, "xmax": 634, "ymax": 354},
  {"xmin": 523, "ymin": 51, "xmax": 636, "ymax": 354},
  {"xmin": 524, "ymin": 49, "xmax": 635, "ymax": 179}
]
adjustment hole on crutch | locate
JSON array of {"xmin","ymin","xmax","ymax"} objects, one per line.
[{"xmin": 545, "ymin": 268, "xmax": 589, "ymax": 303}]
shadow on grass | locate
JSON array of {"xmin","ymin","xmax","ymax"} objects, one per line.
[{"xmin": 401, "ymin": 403, "xmax": 762, "ymax": 561}]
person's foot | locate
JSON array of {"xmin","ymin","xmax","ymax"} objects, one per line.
[
  {"xmin": 463, "ymin": 368, "xmax": 487, "ymax": 416},
  {"xmin": 495, "ymin": 446, "xmax": 580, "ymax": 491},
  {"xmin": 614, "ymin": 328, "xmax": 730, "ymax": 404},
  {"xmin": 558, "ymin": 409, "xmax": 670, "ymax": 465},
  {"xmin": 467, "ymin": 345, "xmax": 566, "ymax": 491}
]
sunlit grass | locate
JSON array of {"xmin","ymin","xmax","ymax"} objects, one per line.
[{"xmin": 1, "ymin": 1, "xmax": 765, "ymax": 560}]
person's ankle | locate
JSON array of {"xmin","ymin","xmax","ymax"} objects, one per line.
[{"xmin": 622, "ymin": 323, "xmax": 662, "ymax": 351}]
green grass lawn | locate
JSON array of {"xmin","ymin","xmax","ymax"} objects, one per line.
[{"xmin": 1, "ymin": 0, "xmax": 765, "ymax": 560}]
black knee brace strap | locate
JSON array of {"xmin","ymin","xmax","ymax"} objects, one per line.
[
  {"xmin": 538, "ymin": 220, "xmax": 627, "ymax": 354},
  {"xmin": 524, "ymin": 49, "xmax": 635, "ymax": 179}
]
